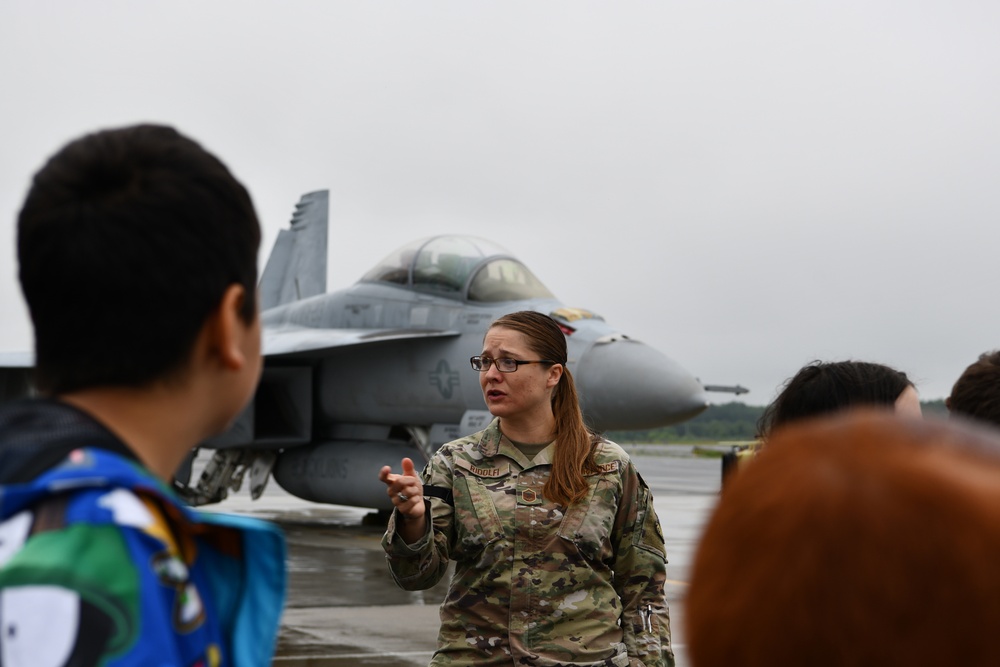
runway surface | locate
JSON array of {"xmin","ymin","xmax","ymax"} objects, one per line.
[{"xmin": 204, "ymin": 445, "xmax": 723, "ymax": 666}]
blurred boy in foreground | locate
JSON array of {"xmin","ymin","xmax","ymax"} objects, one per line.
[{"xmin": 0, "ymin": 124, "xmax": 285, "ymax": 666}]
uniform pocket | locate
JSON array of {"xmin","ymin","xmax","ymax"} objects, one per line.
[
  {"xmin": 633, "ymin": 482, "xmax": 667, "ymax": 561},
  {"xmin": 607, "ymin": 642, "xmax": 634, "ymax": 667},
  {"xmin": 451, "ymin": 461, "xmax": 511, "ymax": 565},
  {"xmin": 557, "ymin": 474, "xmax": 618, "ymax": 563}
]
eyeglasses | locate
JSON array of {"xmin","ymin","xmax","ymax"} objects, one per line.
[{"xmin": 470, "ymin": 356, "xmax": 559, "ymax": 373}]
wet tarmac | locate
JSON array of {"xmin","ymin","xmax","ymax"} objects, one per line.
[{"xmin": 204, "ymin": 445, "xmax": 723, "ymax": 666}]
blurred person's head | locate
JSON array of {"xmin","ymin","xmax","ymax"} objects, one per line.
[
  {"xmin": 688, "ymin": 411, "xmax": 1000, "ymax": 667},
  {"xmin": 757, "ymin": 360, "xmax": 918, "ymax": 440},
  {"xmin": 947, "ymin": 350, "xmax": 1000, "ymax": 428}
]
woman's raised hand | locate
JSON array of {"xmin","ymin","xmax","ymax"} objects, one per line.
[{"xmin": 378, "ymin": 457, "xmax": 425, "ymax": 519}]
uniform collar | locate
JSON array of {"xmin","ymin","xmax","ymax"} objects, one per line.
[{"xmin": 478, "ymin": 417, "xmax": 556, "ymax": 468}]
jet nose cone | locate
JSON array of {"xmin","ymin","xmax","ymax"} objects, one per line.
[{"xmin": 574, "ymin": 338, "xmax": 707, "ymax": 430}]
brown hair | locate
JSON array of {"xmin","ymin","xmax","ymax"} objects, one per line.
[
  {"xmin": 688, "ymin": 411, "xmax": 1000, "ymax": 667},
  {"xmin": 948, "ymin": 350, "xmax": 1000, "ymax": 428},
  {"xmin": 488, "ymin": 311, "xmax": 597, "ymax": 505}
]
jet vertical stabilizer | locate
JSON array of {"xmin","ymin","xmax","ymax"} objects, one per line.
[{"xmin": 259, "ymin": 190, "xmax": 329, "ymax": 309}]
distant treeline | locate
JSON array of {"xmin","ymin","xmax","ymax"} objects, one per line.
[{"xmin": 606, "ymin": 399, "xmax": 948, "ymax": 444}]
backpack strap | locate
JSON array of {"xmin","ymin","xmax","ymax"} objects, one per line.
[{"xmin": 28, "ymin": 493, "xmax": 71, "ymax": 536}]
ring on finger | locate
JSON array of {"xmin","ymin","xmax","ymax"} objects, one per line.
[{"xmin": 397, "ymin": 492, "xmax": 409, "ymax": 502}]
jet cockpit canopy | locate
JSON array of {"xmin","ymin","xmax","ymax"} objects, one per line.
[{"xmin": 360, "ymin": 235, "xmax": 555, "ymax": 303}]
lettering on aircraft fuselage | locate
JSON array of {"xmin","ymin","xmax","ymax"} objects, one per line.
[
  {"xmin": 429, "ymin": 359, "xmax": 460, "ymax": 399},
  {"xmin": 465, "ymin": 313, "xmax": 493, "ymax": 326},
  {"xmin": 287, "ymin": 456, "xmax": 350, "ymax": 480}
]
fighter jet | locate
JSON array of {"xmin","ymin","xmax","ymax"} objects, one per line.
[{"xmin": 2, "ymin": 190, "xmax": 710, "ymax": 511}]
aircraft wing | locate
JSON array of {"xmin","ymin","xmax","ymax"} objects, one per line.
[{"xmin": 264, "ymin": 326, "xmax": 461, "ymax": 357}]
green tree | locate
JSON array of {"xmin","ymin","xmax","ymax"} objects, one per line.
[{"xmin": 607, "ymin": 400, "xmax": 947, "ymax": 444}]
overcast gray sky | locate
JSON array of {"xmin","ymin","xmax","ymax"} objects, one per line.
[{"xmin": 2, "ymin": 1, "xmax": 998, "ymax": 403}]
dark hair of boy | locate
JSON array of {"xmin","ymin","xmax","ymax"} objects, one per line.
[{"xmin": 17, "ymin": 124, "xmax": 261, "ymax": 394}]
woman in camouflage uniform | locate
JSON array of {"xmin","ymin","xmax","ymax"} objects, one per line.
[{"xmin": 379, "ymin": 311, "xmax": 674, "ymax": 667}]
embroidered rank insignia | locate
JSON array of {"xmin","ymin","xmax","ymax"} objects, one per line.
[{"xmin": 519, "ymin": 488, "xmax": 543, "ymax": 505}]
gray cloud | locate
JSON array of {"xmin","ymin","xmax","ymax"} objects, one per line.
[{"xmin": 2, "ymin": 0, "xmax": 998, "ymax": 402}]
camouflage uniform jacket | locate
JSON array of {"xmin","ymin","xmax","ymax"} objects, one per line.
[{"xmin": 382, "ymin": 418, "xmax": 674, "ymax": 667}]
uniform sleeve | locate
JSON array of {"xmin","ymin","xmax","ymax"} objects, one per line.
[
  {"xmin": 611, "ymin": 462, "xmax": 676, "ymax": 667},
  {"xmin": 380, "ymin": 451, "xmax": 456, "ymax": 591}
]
